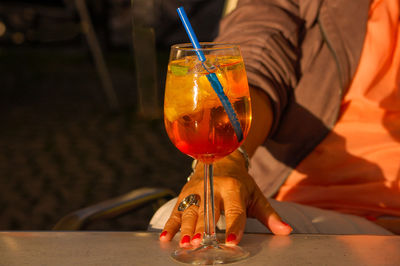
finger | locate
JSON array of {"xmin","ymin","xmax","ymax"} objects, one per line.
[
  {"xmin": 222, "ymin": 194, "xmax": 247, "ymax": 245},
  {"xmin": 192, "ymin": 206, "xmax": 204, "ymax": 246},
  {"xmin": 192, "ymin": 195, "xmax": 221, "ymax": 246},
  {"xmin": 179, "ymin": 205, "xmax": 199, "ymax": 247},
  {"xmin": 250, "ymin": 189, "xmax": 292, "ymax": 235},
  {"xmin": 160, "ymin": 203, "xmax": 182, "ymax": 242},
  {"xmin": 267, "ymin": 211, "xmax": 293, "ymax": 235}
]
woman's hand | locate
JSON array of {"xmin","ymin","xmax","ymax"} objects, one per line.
[{"xmin": 159, "ymin": 150, "xmax": 293, "ymax": 247}]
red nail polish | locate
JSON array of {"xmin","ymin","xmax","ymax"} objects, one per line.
[
  {"xmin": 160, "ymin": 231, "xmax": 168, "ymax": 238},
  {"xmin": 192, "ymin": 233, "xmax": 201, "ymax": 240},
  {"xmin": 181, "ymin": 235, "xmax": 190, "ymax": 244},
  {"xmin": 226, "ymin": 233, "xmax": 236, "ymax": 243},
  {"xmin": 281, "ymin": 221, "xmax": 290, "ymax": 226},
  {"xmin": 366, "ymin": 215, "xmax": 377, "ymax": 221}
]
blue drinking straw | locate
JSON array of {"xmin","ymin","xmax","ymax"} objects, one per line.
[{"xmin": 176, "ymin": 7, "xmax": 243, "ymax": 143}]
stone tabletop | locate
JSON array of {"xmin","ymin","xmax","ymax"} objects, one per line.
[{"xmin": 1, "ymin": 231, "xmax": 400, "ymax": 265}]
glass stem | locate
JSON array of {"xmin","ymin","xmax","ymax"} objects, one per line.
[{"xmin": 203, "ymin": 163, "xmax": 217, "ymax": 245}]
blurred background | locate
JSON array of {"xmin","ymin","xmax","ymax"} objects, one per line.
[{"xmin": 0, "ymin": 0, "xmax": 226, "ymax": 230}]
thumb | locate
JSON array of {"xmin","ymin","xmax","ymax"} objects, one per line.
[
  {"xmin": 249, "ymin": 189, "xmax": 293, "ymax": 235},
  {"xmin": 266, "ymin": 211, "xmax": 293, "ymax": 235}
]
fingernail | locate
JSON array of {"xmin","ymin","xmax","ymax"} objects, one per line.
[
  {"xmin": 366, "ymin": 215, "xmax": 377, "ymax": 221},
  {"xmin": 281, "ymin": 221, "xmax": 293, "ymax": 232},
  {"xmin": 191, "ymin": 233, "xmax": 202, "ymax": 246},
  {"xmin": 181, "ymin": 235, "xmax": 190, "ymax": 245},
  {"xmin": 281, "ymin": 221, "xmax": 290, "ymax": 226},
  {"xmin": 160, "ymin": 231, "xmax": 168, "ymax": 238},
  {"xmin": 192, "ymin": 233, "xmax": 201, "ymax": 241},
  {"xmin": 226, "ymin": 233, "xmax": 236, "ymax": 243}
]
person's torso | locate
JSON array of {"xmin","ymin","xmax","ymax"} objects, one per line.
[{"xmin": 275, "ymin": 0, "xmax": 400, "ymax": 218}]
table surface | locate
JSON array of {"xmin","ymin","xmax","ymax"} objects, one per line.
[{"xmin": 1, "ymin": 231, "xmax": 399, "ymax": 265}]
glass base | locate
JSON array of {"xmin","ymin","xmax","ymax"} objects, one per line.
[{"xmin": 171, "ymin": 243, "xmax": 249, "ymax": 265}]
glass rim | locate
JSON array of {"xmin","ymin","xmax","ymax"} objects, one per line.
[{"xmin": 171, "ymin": 42, "xmax": 240, "ymax": 51}]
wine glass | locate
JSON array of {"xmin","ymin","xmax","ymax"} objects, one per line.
[{"xmin": 164, "ymin": 42, "xmax": 252, "ymax": 264}]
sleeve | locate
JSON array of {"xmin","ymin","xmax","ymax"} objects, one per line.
[{"xmin": 214, "ymin": 0, "xmax": 303, "ymax": 136}]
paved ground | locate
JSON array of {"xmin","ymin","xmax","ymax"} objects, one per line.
[{"xmin": 0, "ymin": 46, "xmax": 191, "ymax": 231}]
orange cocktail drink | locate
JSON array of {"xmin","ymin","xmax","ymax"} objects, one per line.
[{"xmin": 164, "ymin": 54, "xmax": 251, "ymax": 163}]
